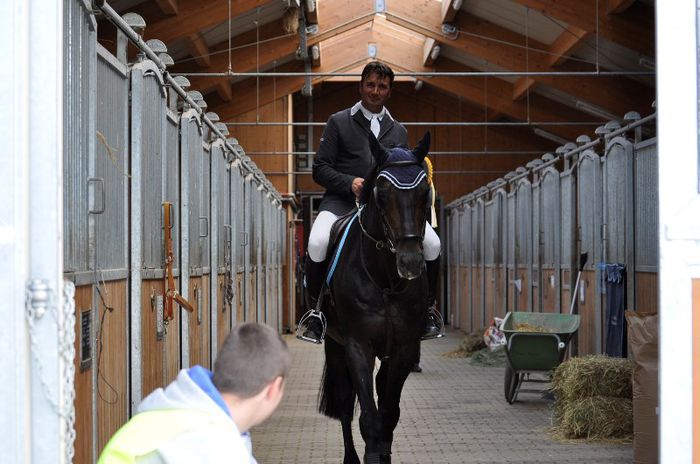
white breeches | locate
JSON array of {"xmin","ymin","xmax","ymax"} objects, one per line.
[{"xmin": 307, "ymin": 210, "xmax": 441, "ymax": 262}]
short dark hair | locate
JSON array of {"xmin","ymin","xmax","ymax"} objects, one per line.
[
  {"xmin": 361, "ymin": 61, "xmax": 395, "ymax": 87},
  {"xmin": 213, "ymin": 323, "xmax": 291, "ymax": 398}
]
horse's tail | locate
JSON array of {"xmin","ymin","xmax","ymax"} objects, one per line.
[{"xmin": 318, "ymin": 337, "xmax": 356, "ymax": 420}]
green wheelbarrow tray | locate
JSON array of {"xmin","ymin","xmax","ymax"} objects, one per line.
[{"xmin": 501, "ymin": 311, "xmax": 580, "ymax": 404}]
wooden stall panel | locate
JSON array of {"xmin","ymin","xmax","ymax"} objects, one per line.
[
  {"xmin": 561, "ymin": 269, "xmax": 572, "ymax": 315},
  {"xmin": 459, "ymin": 266, "xmax": 470, "ymax": 333},
  {"xmin": 541, "ymin": 268, "xmax": 558, "ymax": 313},
  {"xmin": 188, "ymin": 276, "xmax": 211, "ymax": 368},
  {"xmin": 96, "ymin": 280, "xmax": 129, "ymax": 454},
  {"xmin": 247, "ymin": 272, "xmax": 257, "ymax": 322},
  {"xmin": 494, "ymin": 268, "xmax": 506, "ymax": 319},
  {"xmin": 484, "ymin": 267, "xmax": 495, "ymax": 326},
  {"xmin": 73, "ymin": 284, "xmax": 94, "ymax": 464},
  {"xmin": 141, "ymin": 279, "xmax": 180, "ymax": 397},
  {"xmin": 636, "ymin": 272, "xmax": 659, "ymax": 314},
  {"xmin": 471, "ymin": 267, "xmax": 482, "ymax": 331},
  {"xmin": 516, "ymin": 267, "xmax": 530, "ymax": 312},
  {"xmin": 575, "ymin": 270, "xmax": 598, "ymax": 355},
  {"xmin": 217, "ymin": 274, "xmax": 231, "ymax": 351}
]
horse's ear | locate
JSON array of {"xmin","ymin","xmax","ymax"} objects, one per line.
[
  {"xmin": 369, "ymin": 132, "xmax": 389, "ymax": 164},
  {"xmin": 412, "ymin": 132, "xmax": 431, "ymax": 162}
]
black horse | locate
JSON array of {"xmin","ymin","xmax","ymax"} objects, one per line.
[{"xmin": 318, "ymin": 132, "xmax": 433, "ymax": 464}]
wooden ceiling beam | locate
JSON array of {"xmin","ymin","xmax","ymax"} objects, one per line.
[
  {"xmin": 548, "ymin": 25, "xmax": 590, "ymax": 66},
  {"xmin": 607, "ymin": 0, "xmax": 637, "ymax": 15},
  {"xmin": 441, "ymin": 0, "xmax": 462, "ymax": 24},
  {"xmin": 155, "ymin": 0, "xmax": 178, "ymax": 15},
  {"xmin": 144, "ymin": 0, "xmax": 277, "ymax": 44},
  {"xmin": 384, "ymin": 0, "xmax": 653, "ymax": 118},
  {"xmin": 423, "ymin": 38, "xmax": 439, "ymax": 66},
  {"xmin": 186, "ymin": 33, "xmax": 211, "ymax": 68},
  {"xmin": 512, "ymin": 77, "xmax": 536, "ymax": 101},
  {"xmin": 512, "ymin": 0, "xmax": 654, "ymax": 57}
]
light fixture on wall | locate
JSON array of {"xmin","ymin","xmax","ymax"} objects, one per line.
[
  {"xmin": 414, "ymin": 79, "xmax": 424, "ymax": 91},
  {"xmin": 533, "ymin": 128, "xmax": 569, "ymax": 145},
  {"xmin": 575, "ymin": 100, "xmax": 619, "ymax": 122}
]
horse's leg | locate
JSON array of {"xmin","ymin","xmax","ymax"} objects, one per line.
[
  {"xmin": 321, "ymin": 337, "xmax": 361, "ymax": 464},
  {"xmin": 374, "ymin": 343, "xmax": 420, "ymax": 464},
  {"xmin": 344, "ymin": 339, "xmax": 384, "ymax": 464}
]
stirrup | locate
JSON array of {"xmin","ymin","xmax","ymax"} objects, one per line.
[
  {"xmin": 296, "ymin": 309, "xmax": 327, "ymax": 344},
  {"xmin": 421, "ymin": 305, "xmax": 445, "ymax": 340}
]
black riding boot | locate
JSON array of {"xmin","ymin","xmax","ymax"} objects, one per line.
[
  {"xmin": 299, "ymin": 255, "xmax": 326, "ymax": 344},
  {"xmin": 421, "ymin": 257, "xmax": 444, "ymax": 340}
]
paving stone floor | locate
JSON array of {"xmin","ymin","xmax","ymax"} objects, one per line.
[{"xmin": 252, "ymin": 328, "xmax": 632, "ymax": 463}]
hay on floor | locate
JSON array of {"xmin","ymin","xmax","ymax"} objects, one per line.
[{"xmin": 441, "ymin": 332, "xmax": 485, "ymax": 358}]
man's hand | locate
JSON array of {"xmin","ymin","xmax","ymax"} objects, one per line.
[{"xmin": 351, "ymin": 177, "xmax": 365, "ymax": 198}]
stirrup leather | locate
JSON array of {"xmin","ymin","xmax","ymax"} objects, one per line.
[{"xmin": 296, "ymin": 309, "xmax": 327, "ymax": 344}]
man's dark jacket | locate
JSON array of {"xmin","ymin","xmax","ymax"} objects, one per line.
[{"xmin": 312, "ymin": 107, "xmax": 408, "ymax": 215}]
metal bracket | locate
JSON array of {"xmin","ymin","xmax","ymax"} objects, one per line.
[{"xmin": 27, "ymin": 279, "xmax": 51, "ymax": 319}]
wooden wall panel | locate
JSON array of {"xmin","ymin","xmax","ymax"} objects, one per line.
[
  {"xmin": 484, "ymin": 267, "xmax": 495, "ymax": 326},
  {"xmin": 541, "ymin": 269, "xmax": 558, "ymax": 313},
  {"xmin": 141, "ymin": 279, "xmax": 180, "ymax": 397},
  {"xmin": 494, "ymin": 268, "xmax": 506, "ymax": 318},
  {"xmin": 236, "ymin": 272, "xmax": 245, "ymax": 323},
  {"xmin": 636, "ymin": 272, "xmax": 659, "ymax": 314},
  {"xmin": 575, "ymin": 270, "xmax": 599, "ymax": 355},
  {"xmin": 73, "ymin": 284, "xmax": 94, "ymax": 464},
  {"xmin": 247, "ymin": 272, "xmax": 257, "ymax": 322},
  {"xmin": 293, "ymin": 82, "xmax": 557, "ymax": 201},
  {"xmin": 515, "ymin": 266, "xmax": 530, "ymax": 312},
  {"xmin": 450, "ymin": 267, "xmax": 458, "ymax": 329},
  {"xmin": 188, "ymin": 276, "xmax": 211, "ymax": 368},
  {"xmin": 229, "ymin": 97, "xmax": 291, "ymax": 195},
  {"xmin": 217, "ymin": 274, "xmax": 231, "ymax": 351},
  {"xmin": 459, "ymin": 266, "xmax": 469, "ymax": 333},
  {"xmin": 471, "ymin": 267, "xmax": 482, "ymax": 330},
  {"xmin": 96, "ymin": 279, "xmax": 128, "ymax": 454}
]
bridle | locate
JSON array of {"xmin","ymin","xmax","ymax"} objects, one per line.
[{"xmin": 358, "ymin": 159, "xmax": 427, "ymax": 253}]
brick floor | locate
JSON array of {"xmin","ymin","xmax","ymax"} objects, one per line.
[{"xmin": 252, "ymin": 328, "xmax": 632, "ymax": 463}]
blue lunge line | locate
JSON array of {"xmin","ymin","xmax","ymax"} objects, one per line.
[{"xmin": 326, "ymin": 206, "xmax": 363, "ymax": 285}]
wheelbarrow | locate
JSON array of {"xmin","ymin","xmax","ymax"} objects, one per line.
[{"xmin": 502, "ymin": 311, "xmax": 580, "ymax": 404}]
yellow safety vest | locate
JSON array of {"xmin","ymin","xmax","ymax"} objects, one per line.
[{"xmin": 98, "ymin": 409, "xmax": 233, "ymax": 463}]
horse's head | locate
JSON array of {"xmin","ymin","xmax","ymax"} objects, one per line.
[{"xmin": 365, "ymin": 132, "xmax": 432, "ymax": 280}]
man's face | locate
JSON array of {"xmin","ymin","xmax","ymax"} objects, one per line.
[{"xmin": 359, "ymin": 72, "xmax": 392, "ymax": 113}]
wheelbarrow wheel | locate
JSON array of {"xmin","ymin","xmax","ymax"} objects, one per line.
[{"xmin": 504, "ymin": 365, "xmax": 519, "ymax": 404}]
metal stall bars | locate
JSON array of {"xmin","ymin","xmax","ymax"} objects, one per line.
[
  {"xmin": 576, "ymin": 144, "xmax": 604, "ymax": 355},
  {"xmin": 243, "ymin": 160, "xmax": 255, "ymax": 323},
  {"xmin": 461, "ymin": 196, "xmax": 473, "ymax": 332},
  {"xmin": 91, "ymin": 40, "xmax": 130, "ymax": 458},
  {"xmin": 513, "ymin": 167, "xmax": 533, "ymax": 312},
  {"xmin": 229, "ymin": 143, "xmax": 246, "ymax": 324},
  {"xmin": 537, "ymin": 155, "xmax": 563, "ymax": 313},
  {"xmin": 129, "ymin": 42, "xmax": 176, "ymax": 404},
  {"xmin": 181, "ymin": 96, "xmax": 208, "ymax": 369},
  {"xmin": 631, "ymin": 133, "xmax": 658, "ymax": 313},
  {"xmin": 211, "ymin": 134, "xmax": 231, "ymax": 355},
  {"xmin": 64, "ymin": 0, "xmax": 97, "ymax": 461}
]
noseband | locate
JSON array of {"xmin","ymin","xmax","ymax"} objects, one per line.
[{"xmin": 359, "ymin": 159, "xmax": 427, "ymax": 253}]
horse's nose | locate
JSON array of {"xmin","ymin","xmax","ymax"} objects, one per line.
[{"xmin": 396, "ymin": 247, "xmax": 424, "ymax": 280}]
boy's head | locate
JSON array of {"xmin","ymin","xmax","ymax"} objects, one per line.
[{"xmin": 213, "ymin": 323, "xmax": 291, "ymax": 428}]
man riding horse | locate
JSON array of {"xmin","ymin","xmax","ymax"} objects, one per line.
[{"xmin": 299, "ymin": 61, "xmax": 443, "ymax": 344}]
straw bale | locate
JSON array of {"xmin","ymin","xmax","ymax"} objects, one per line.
[
  {"xmin": 552, "ymin": 355, "xmax": 633, "ymax": 405},
  {"xmin": 558, "ymin": 396, "xmax": 633, "ymax": 439}
]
